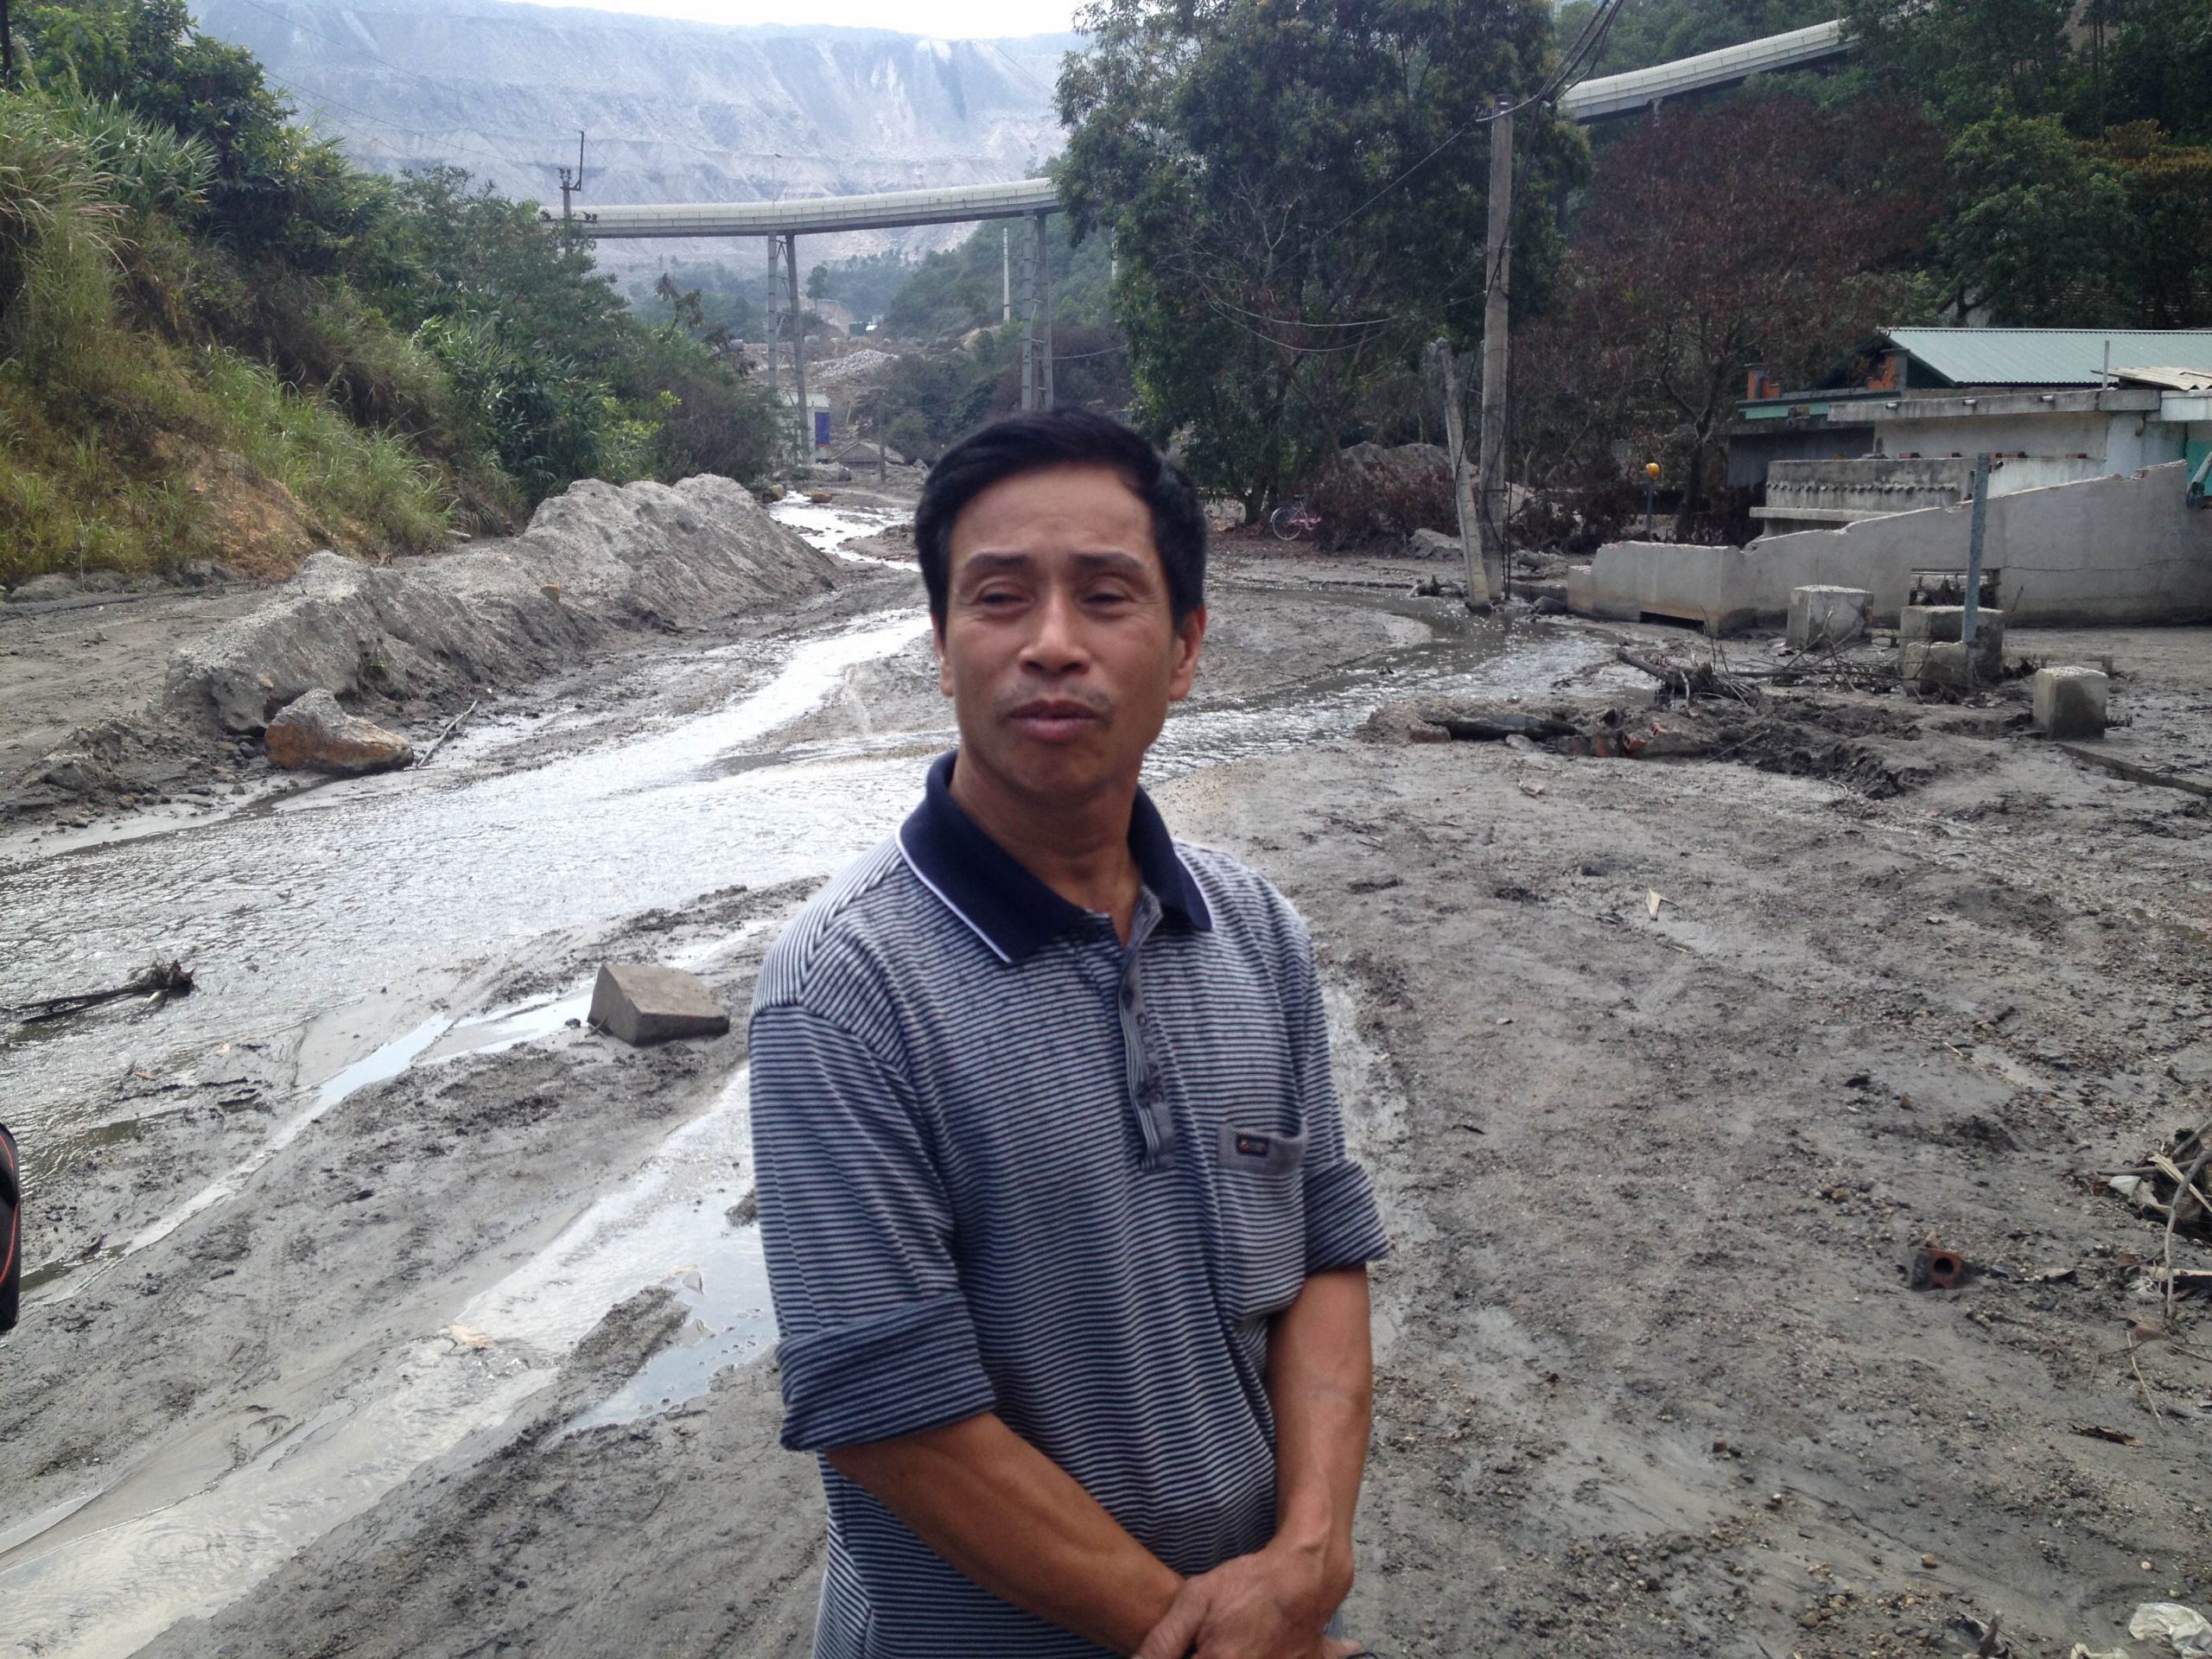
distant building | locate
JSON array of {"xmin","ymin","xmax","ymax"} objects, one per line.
[
  {"xmin": 1732, "ymin": 328, "xmax": 2212, "ymax": 535},
  {"xmin": 778, "ymin": 388, "xmax": 835, "ymax": 451}
]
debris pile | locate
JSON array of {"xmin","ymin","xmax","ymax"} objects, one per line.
[
  {"xmin": 5, "ymin": 957, "xmax": 194, "ymax": 1027},
  {"xmin": 1382, "ymin": 691, "xmax": 1934, "ymax": 797},
  {"xmin": 2101, "ymin": 1122, "xmax": 2211, "ymax": 1244}
]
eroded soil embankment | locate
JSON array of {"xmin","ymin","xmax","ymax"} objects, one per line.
[
  {"xmin": 96, "ymin": 628, "xmax": 2212, "ymax": 1659},
  {"xmin": 2, "ymin": 474, "xmax": 849, "ymax": 823}
]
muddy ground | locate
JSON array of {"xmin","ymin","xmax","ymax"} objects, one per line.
[{"xmin": 3, "ymin": 514, "xmax": 2209, "ymax": 1659}]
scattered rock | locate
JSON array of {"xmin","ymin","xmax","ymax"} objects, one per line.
[
  {"xmin": 262, "ymin": 690, "xmax": 414, "ymax": 774},
  {"xmin": 588, "ymin": 962, "xmax": 730, "ymax": 1047}
]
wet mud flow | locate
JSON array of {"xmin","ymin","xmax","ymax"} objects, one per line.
[{"xmin": 0, "ymin": 505, "xmax": 1606, "ymax": 1656}]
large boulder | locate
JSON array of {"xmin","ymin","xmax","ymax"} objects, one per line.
[{"xmin": 263, "ymin": 689, "xmax": 413, "ymax": 773}]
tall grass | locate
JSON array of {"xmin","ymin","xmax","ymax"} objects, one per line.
[
  {"xmin": 0, "ymin": 92, "xmax": 446, "ymax": 584},
  {"xmin": 194, "ymin": 346, "xmax": 448, "ymax": 553}
]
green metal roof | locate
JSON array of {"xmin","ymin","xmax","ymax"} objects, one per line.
[{"xmin": 1887, "ymin": 327, "xmax": 2212, "ymax": 387}]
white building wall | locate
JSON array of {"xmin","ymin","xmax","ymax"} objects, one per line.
[{"xmin": 1575, "ymin": 461, "xmax": 2212, "ymax": 628}]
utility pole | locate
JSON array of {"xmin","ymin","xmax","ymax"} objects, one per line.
[
  {"xmin": 1962, "ymin": 452, "xmax": 1992, "ymax": 685},
  {"xmin": 1001, "ymin": 225, "xmax": 1012, "ymax": 324},
  {"xmin": 1430, "ymin": 340, "xmax": 1484, "ymax": 607},
  {"xmin": 765, "ymin": 234, "xmax": 780, "ymax": 464},
  {"xmin": 556, "ymin": 131, "xmax": 586, "ymax": 221},
  {"xmin": 786, "ymin": 234, "xmax": 810, "ymax": 467},
  {"xmin": 1, "ymin": 0, "xmax": 16, "ymax": 90},
  {"xmin": 1033, "ymin": 210, "xmax": 1054, "ymax": 410},
  {"xmin": 1472, "ymin": 102, "xmax": 1514, "ymax": 607}
]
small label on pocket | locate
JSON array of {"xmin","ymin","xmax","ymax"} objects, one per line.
[{"xmin": 1218, "ymin": 1122, "xmax": 1307, "ymax": 1176}]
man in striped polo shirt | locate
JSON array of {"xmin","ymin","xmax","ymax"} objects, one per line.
[{"xmin": 751, "ymin": 410, "xmax": 1389, "ymax": 1658}]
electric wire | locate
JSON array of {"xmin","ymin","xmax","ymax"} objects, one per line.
[{"xmin": 1313, "ymin": 0, "xmax": 1626, "ymax": 245}]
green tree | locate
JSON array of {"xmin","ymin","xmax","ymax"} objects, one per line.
[
  {"xmin": 1935, "ymin": 114, "xmax": 2134, "ymax": 322},
  {"xmin": 1843, "ymin": 0, "xmax": 2077, "ymax": 128},
  {"xmin": 1058, "ymin": 0, "xmax": 1584, "ymax": 521},
  {"xmin": 1555, "ymin": 0, "xmax": 1841, "ymax": 76},
  {"xmin": 2097, "ymin": 0, "xmax": 2212, "ymax": 143},
  {"xmin": 2098, "ymin": 121, "xmax": 2212, "ymax": 325},
  {"xmin": 1519, "ymin": 94, "xmax": 1944, "ymax": 528},
  {"xmin": 17, "ymin": 0, "xmax": 375, "ymax": 261}
]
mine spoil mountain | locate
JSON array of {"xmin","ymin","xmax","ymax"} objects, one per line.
[{"xmin": 193, "ymin": 0, "xmax": 1074, "ymax": 269}]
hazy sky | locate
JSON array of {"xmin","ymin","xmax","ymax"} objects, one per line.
[{"xmin": 522, "ymin": 0, "xmax": 1079, "ymax": 35}]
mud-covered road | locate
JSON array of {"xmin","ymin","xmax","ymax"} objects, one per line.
[{"xmin": 3, "ymin": 501, "xmax": 2209, "ymax": 1659}]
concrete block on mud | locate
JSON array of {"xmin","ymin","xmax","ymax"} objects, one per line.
[
  {"xmin": 1786, "ymin": 585, "xmax": 1871, "ymax": 652},
  {"xmin": 589, "ymin": 963, "xmax": 729, "ymax": 1046},
  {"xmin": 1899, "ymin": 605, "xmax": 2006, "ymax": 646},
  {"xmin": 2032, "ymin": 665, "xmax": 2109, "ymax": 739},
  {"xmin": 1900, "ymin": 634, "xmax": 2003, "ymax": 688}
]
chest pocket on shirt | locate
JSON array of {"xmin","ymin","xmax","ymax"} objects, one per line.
[
  {"xmin": 1217, "ymin": 1122, "xmax": 1307, "ymax": 1176},
  {"xmin": 1213, "ymin": 1119, "xmax": 1309, "ymax": 1321}
]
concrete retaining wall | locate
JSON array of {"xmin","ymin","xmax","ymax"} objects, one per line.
[{"xmin": 1571, "ymin": 461, "xmax": 2212, "ymax": 630}]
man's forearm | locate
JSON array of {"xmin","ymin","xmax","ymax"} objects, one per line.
[
  {"xmin": 1264, "ymin": 1266, "xmax": 1375, "ymax": 1597},
  {"xmin": 828, "ymin": 1412, "xmax": 1182, "ymax": 1655}
]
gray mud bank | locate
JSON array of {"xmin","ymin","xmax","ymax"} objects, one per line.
[
  {"xmin": 3, "ymin": 518, "xmax": 2209, "ymax": 1658},
  {"xmin": 3, "ymin": 474, "xmax": 851, "ymax": 828}
]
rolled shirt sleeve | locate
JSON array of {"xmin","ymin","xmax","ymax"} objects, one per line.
[
  {"xmin": 1282, "ymin": 918, "xmax": 1391, "ymax": 1277},
  {"xmin": 751, "ymin": 1002, "xmax": 997, "ymax": 1452}
]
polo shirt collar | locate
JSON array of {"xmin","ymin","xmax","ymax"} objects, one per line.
[{"xmin": 897, "ymin": 751, "xmax": 1213, "ymax": 964}]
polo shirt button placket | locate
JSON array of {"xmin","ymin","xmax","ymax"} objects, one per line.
[{"xmin": 1117, "ymin": 912, "xmax": 1175, "ymax": 1171}]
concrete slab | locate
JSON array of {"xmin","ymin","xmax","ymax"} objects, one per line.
[
  {"xmin": 1898, "ymin": 605, "xmax": 2006, "ymax": 644},
  {"xmin": 2032, "ymin": 665, "xmax": 2110, "ymax": 739},
  {"xmin": 1786, "ymin": 585, "xmax": 1872, "ymax": 651},
  {"xmin": 1899, "ymin": 633, "xmax": 2004, "ymax": 688},
  {"xmin": 588, "ymin": 962, "xmax": 730, "ymax": 1046}
]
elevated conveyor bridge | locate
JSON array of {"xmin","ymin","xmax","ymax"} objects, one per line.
[{"xmin": 562, "ymin": 21, "xmax": 1852, "ymax": 448}]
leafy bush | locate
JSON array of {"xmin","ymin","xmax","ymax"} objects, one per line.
[{"xmin": 1306, "ymin": 443, "xmax": 1457, "ymax": 550}]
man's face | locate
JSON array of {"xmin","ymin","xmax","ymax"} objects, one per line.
[{"xmin": 937, "ymin": 461, "xmax": 1205, "ymax": 810}]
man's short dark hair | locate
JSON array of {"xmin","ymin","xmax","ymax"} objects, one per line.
[{"xmin": 912, "ymin": 410, "xmax": 1207, "ymax": 625}]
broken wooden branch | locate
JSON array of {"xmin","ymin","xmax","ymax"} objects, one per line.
[
  {"xmin": 9, "ymin": 958, "xmax": 194, "ymax": 1025},
  {"xmin": 1614, "ymin": 647, "xmax": 1764, "ymax": 709},
  {"xmin": 2057, "ymin": 743, "xmax": 2212, "ymax": 799},
  {"xmin": 1433, "ymin": 712, "xmax": 1581, "ymax": 742},
  {"xmin": 416, "ymin": 698, "xmax": 480, "ymax": 767}
]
